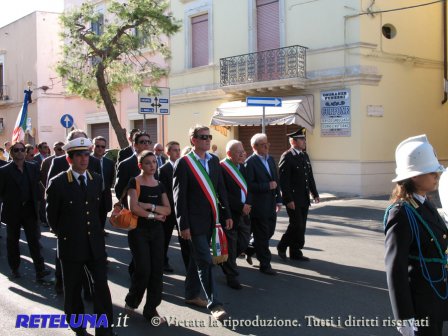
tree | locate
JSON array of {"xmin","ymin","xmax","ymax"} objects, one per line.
[{"xmin": 56, "ymin": 0, "xmax": 181, "ymax": 148}]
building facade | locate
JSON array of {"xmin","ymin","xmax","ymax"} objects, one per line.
[{"xmin": 167, "ymin": 0, "xmax": 448, "ymax": 196}]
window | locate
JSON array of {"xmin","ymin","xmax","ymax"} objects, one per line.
[
  {"xmin": 91, "ymin": 12, "xmax": 104, "ymax": 35},
  {"xmin": 256, "ymin": 0, "xmax": 280, "ymax": 51},
  {"xmin": 191, "ymin": 13, "xmax": 209, "ymax": 68}
]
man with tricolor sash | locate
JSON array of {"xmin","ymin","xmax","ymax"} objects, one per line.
[
  {"xmin": 220, "ymin": 140, "xmax": 252, "ymax": 290},
  {"xmin": 173, "ymin": 125, "xmax": 232, "ymax": 321}
]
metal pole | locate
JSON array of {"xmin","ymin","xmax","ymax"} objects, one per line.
[
  {"xmin": 143, "ymin": 113, "xmax": 147, "ymax": 132},
  {"xmin": 262, "ymin": 106, "xmax": 266, "ymax": 134},
  {"xmin": 161, "ymin": 115, "xmax": 165, "ymax": 147}
]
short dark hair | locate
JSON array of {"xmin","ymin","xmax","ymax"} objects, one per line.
[
  {"xmin": 25, "ymin": 144, "xmax": 34, "ymax": 154},
  {"xmin": 138, "ymin": 150, "xmax": 155, "ymax": 164},
  {"xmin": 67, "ymin": 129, "xmax": 88, "ymax": 141},
  {"xmin": 133, "ymin": 131, "xmax": 151, "ymax": 145},
  {"xmin": 37, "ymin": 142, "xmax": 48, "ymax": 150},
  {"xmin": 10, "ymin": 141, "xmax": 25, "ymax": 150},
  {"xmin": 166, "ymin": 141, "xmax": 180, "ymax": 152},
  {"xmin": 93, "ymin": 136, "xmax": 107, "ymax": 144},
  {"xmin": 53, "ymin": 141, "xmax": 65, "ymax": 148},
  {"xmin": 129, "ymin": 128, "xmax": 140, "ymax": 137}
]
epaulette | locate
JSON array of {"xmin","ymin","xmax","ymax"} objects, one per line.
[
  {"xmin": 67, "ymin": 170, "xmax": 74, "ymax": 183},
  {"xmin": 87, "ymin": 171, "xmax": 93, "ymax": 181}
]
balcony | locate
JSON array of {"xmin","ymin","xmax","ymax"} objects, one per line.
[{"xmin": 219, "ymin": 45, "xmax": 307, "ymax": 96}]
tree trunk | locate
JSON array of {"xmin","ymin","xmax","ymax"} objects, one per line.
[{"xmin": 95, "ymin": 63, "xmax": 128, "ymax": 148}]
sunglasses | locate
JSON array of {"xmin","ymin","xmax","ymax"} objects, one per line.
[
  {"xmin": 13, "ymin": 148, "xmax": 26, "ymax": 153},
  {"xmin": 195, "ymin": 134, "xmax": 213, "ymax": 140},
  {"xmin": 95, "ymin": 145, "xmax": 106, "ymax": 149},
  {"xmin": 138, "ymin": 140, "xmax": 152, "ymax": 145}
]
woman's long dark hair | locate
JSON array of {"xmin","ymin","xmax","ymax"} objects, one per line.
[{"xmin": 390, "ymin": 178, "xmax": 416, "ymax": 203}]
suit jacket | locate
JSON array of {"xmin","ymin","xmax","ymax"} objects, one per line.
[
  {"xmin": 385, "ymin": 198, "xmax": 448, "ymax": 321},
  {"xmin": 279, "ymin": 148, "xmax": 319, "ymax": 207},
  {"xmin": 99, "ymin": 156, "xmax": 115, "ymax": 212},
  {"xmin": 33, "ymin": 153, "xmax": 45, "ymax": 167},
  {"xmin": 46, "ymin": 169, "xmax": 106, "ymax": 261},
  {"xmin": 0, "ymin": 159, "xmax": 7, "ymax": 167},
  {"xmin": 40, "ymin": 154, "xmax": 56, "ymax": 187},
  {"xmin": 244, "ymin": 153, "xmax": 281, "ymax": 218},
  {"xmin": 117, "ymin": 146, "xmax": 134, "ymax": 165},
  {"xmin": 221, "ymin": 161, "xmax": 252, "ymax": 222},
  {"xmin": 158, "ymin": 161, "xmax": 175, "ymax": 211},
  {"xmin": 0, "ymin": 161, "xmax": 40, "ymax": 223},
  {"xmin": 47, "ymin": 154, "xmax": 101, "ymax": 184},
  {"xmin": 173, "ymin": 153, "xmax": 231, "ymax": 236},
  {"xmin": 114, "ymin": 154, "xmax": 140, "ymax": 201}
]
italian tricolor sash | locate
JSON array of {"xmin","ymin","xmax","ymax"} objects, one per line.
[
  {"xmin": 220, "ymin": 158, "xmax": 247, "ymax": 202},
  {"xmin": 184, "ymin": 152, "xmax": 228, "ymax": 264}
]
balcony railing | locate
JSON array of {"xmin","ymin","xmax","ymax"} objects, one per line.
[{"xmin": 220, "ymin": 45, "xmax": 307, "ymax": 87}]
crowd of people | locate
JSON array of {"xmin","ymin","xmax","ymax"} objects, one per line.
[{"xmin": 0, "ymin": 124, "xmax": 322, "ymax": 335}]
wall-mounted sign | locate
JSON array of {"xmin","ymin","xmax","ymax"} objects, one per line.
[{"xmin": 320, "ymin": 89, "xmax": 351, "ymax": 137}]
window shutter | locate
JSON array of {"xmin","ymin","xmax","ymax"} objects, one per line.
[
  {"xmin": 191, "ymin": 13, "xmax": 209, "ymax": 67},
  {"xmin": 256, "ymin": 0, "xmax": 280, "ymax": 51}
]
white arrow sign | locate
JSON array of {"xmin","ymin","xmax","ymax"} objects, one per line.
[{"xmin": 246, "ymin": 97, "xmax": 282, "ymax": 107}]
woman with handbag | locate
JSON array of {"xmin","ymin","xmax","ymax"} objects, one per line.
[
  {"xmin": 384, "ymin": 135, "xmax": 448, "ymax": 336},
  {"xmin": 124, "ymin": 150, "xmax": 171, "ymax": 324}
]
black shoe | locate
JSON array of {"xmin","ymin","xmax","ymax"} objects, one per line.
[
  {"xmin": 36, "ymin": 269, "xmax": 51, "ymax": 279},
  {"xmin": 246, "ymin": 253, "xmax": 253, "ymax": 265},
  {"xmin": 277, "ymin": 246, "xmax": 287, "ymax": 260},
  {"xmin": 260, "ymin": 267, "xmax": 277, "ymax": 276},
  {"xmin": 11, "ymin": 269, "xmax": 21, "ymax": 279},
  {"xmin": 227, "ymin": 279, "xmax": 243, "ymax": 290},
  {"xmin": 163, "ymin": 262, "xmax": 174, "ymax": 273}
]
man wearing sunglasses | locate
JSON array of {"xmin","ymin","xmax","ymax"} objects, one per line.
[
  {"xmin": 173, "ymin": 125, "xmax": 232, "ymax": 321},
  {"xmin": 116, "ymin": 128, "xmax": 140, "ymax": 165},
  {"xmin": 93, "ymin": 136, "xmax": 115, "ymax": 234},
  {"xmin": 40, "ymin": 141, "xmax": 65, "ymax": 189},
  {"xmin": 0, "ymin": 141, "xmax": 51, "ymax": 282}
]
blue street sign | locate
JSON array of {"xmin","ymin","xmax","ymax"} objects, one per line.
[
  {"xmin": 246, "ymin": 96, "xmax": 282, "ymax": 107},
  {"xmin": 60, "ymin": 114, "xmax": 74, "ymax": 129},
  {"xmin": 140, "ymin": 98, "xmax": 151, "ymax": 103}
]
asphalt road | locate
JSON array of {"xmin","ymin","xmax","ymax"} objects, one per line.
[{"xmin": 0, "ymin": 196, "xmax": 447, "ymax": 336}]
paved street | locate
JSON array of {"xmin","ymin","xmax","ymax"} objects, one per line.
[{"xmin": 0, "ymin": 196, "xmax": 447, "ymax": 336}]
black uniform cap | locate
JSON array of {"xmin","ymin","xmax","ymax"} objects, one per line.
[{"xmin": 287, "ymin": 126, "xmax": 306, "ymax": 138}]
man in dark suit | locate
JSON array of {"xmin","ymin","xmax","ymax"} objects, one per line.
[
  {"xmin": 114, "ymin": 131, "xmax": 151, "ymax": 201},
  {"xmin": 245, "ymin": 133, "xmax": 282, "ymax": 275},
  {"xmin": 220, "ymin": 140, "xmax": 252, "ymax": 289},
  {"xmin": 278, "ymin": 127, "xmax": 319, "ymax": 261},
  {"xmin": 92, "ymin": 136, "xmax": 115, "ymax": 233},
  {"xmin": 116, "ymin": 128, "xmax": 140, "ymax": 165},
  {"xmin": 46, "ymin": 137, "xmax": 116, "ymax": 336},
  {"xmin": 0, "ymin": 142, "xmax": 50, "ymax": 281},
  {"xmin": 40, "ymin": 141, "xmax": 65, "ymax": 188},
  {"xmin": 33, "ymin": 141, "xmax": 49, "ymax": 167},
  {"xmin": 158, "ymin": 141, "xmax": 190, "ymax": 272},
  {"xmin": 154, "ymin": 143, "xmax": 166, "ymax": 168},
  {"xmin": 173, "ymin": 126, "xmax": 232, "ymax": 321}
]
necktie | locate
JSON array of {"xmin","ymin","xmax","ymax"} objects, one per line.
[
  {"xmin": 157, "ymin": 156, "xmax": 162, "ymax": 167},
  {"xmin": 78, "ymin": 175, "xmax": 87, "ymax": 193}
]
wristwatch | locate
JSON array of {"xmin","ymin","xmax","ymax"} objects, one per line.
[{"xmin": 147, "ymin": 212, "xmax": 155, "ymax": 220}]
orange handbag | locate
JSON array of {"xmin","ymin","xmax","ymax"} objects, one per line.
[{"xmin": 109, "ymin": 180, "xmax": 140, "ymax": 230}]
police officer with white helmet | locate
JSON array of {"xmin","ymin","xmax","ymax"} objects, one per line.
[{"xmin": 384, "ymin": 135, "xmax": 448, "ymax": 336}]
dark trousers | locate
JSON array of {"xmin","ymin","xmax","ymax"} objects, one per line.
[
  {"xmin": 6, "ymin": 205, "xmax": 44, "ymax": 273},
  {"xmin": 185, "ymin": 234, "xmax": 221, "ymax": 310},
  {"xmin": 221, "ymin": 215, "xmax": 251, "ymax": 281},
  {"xmin": 60, "ymin": 257, "xmax": 113, "ymax": 336},
  {"xmin": 278, "ymin": 205, "xmax": 309, "ymax": 255},
  {"xmin": 248, "ymin": 215, "xmax": 276, "ymax": 270},
  {"xmin": 56, "ymin": 254, "xmax": 93, "ymax": 298},
  {"xmin": 125, "ymin": 222, "xmax": 164, "ymax": 317},
  {"xmin": 163, "ymin": 215, "xmax": 190, "ymax": 271}
]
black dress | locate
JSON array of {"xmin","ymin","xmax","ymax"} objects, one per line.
[{"xmin": 125, "ymin": 177, "xmax": 166, "ymax": 319}]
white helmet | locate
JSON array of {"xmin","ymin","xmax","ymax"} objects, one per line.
[{"xmin": 392, "ymin": 134, "xmax": 445, "ymax": 182}]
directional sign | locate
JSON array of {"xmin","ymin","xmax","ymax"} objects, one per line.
[
  {"xmin": 246, "ymin": 96, "xmax": 282, "ymax": 107},
  {"xmin": 138, "ymin": 87, "xmax": 170, "ymax": 115},
  {"xmin": 60, "ymin": 114, "xmax": 74, "ymax": 129}
]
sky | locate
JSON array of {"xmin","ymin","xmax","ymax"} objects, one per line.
[{"xmin": 0, "ymin": 0, "xmax": 64, "ymax": 28}]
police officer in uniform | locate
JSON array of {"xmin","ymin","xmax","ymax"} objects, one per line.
[
  {"xmin": 277, "ymin": 127, "xmax": 319, "ymax": 261},
  {"xmin": 46, "ymin": 138, "xmax": 116, "ymax": 336},
  {"xmin": 385, "ymin": 135, "xmax": 448, "ymax": 336}
]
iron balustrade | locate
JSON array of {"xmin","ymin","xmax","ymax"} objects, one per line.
[{"xmin": 220, "ymin": 45, "xmax": 307, "ymax": 87}]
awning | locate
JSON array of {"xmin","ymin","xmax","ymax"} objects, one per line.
[{"xmin": 210, "ymin": 95, "xmax": 314, "ymax": 131}]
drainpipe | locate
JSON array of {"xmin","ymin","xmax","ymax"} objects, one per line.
[{"xmin": 442, "ymin": 0, "xmax": 447, "ymax": 104}]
